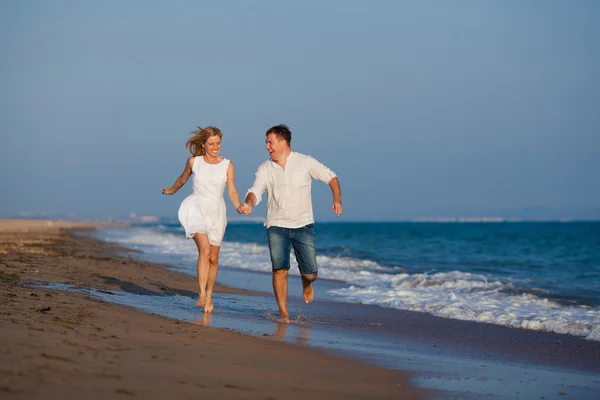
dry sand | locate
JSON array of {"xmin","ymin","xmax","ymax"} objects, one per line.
[{"xmin": 0, "ymin": 220, "xmax": 424, "ymax": 399}]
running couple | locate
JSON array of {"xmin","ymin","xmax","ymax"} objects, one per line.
[{"xmin": 162, "ymin": 124, "xmax": 342, "ymax": 322}]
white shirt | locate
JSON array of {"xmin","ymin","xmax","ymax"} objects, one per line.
[{"xmin": 247, "ymin": 151, "xmax": 337, "ymax": 229}]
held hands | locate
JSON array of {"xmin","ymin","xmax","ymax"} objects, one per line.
[
  {"xmin": 332, "ymin": 201, "xmax": 343, "ymax": 217},
  {"xmin": 237, "ymin": 203, "xmax": 253, "ymax": 215},
  {"xmin": 162, "ymin": 188, "xmax": 173, "ymax": 195}
]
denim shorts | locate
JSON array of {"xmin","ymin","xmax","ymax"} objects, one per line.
[{"xmin": 266, "ymin": 224, "xmax": 318, "ymax": 275}]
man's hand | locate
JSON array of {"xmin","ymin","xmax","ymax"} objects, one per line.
[
  {"xmin": 162, "ymin": 188, "xmax": 172, "ymax": 195},
  {"xmin": 332, "ymin": 201, "xmax": 343, "ymax": 217},
  {"xmin": 237, "ymin": 203, "xmax": 253, "ymax": 215}
]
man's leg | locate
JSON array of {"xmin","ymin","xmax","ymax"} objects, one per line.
[
  {"xmin": 300, "ymin": 274, "xmax": 317, "ymax": 303},
  {"xmin": 273, "ymin": 269, "xmax": 289, "ymax": 322},
  {"xmin": 290, "ymin": 224, "xmax": 318, "ymax": 304},
  {"xmin": 267, "ymin": 227, "xmax": 291, "ymax": 322}
]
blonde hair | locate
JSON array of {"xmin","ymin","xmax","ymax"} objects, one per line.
[{"xmin": 186, "ymin": 126, "xmax": 223, "ymax": 156}]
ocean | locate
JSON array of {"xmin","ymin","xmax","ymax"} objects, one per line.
[{"xmin": 98, "ymin": 220, "xmax": 600, "ymax": 341}]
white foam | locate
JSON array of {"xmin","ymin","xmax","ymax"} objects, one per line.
[
  {"xmin": 328, "ymin": 271, "xmax": 600, "ymax": 341},
  {"xmin": 102, "ymin": 227, "xmax": 600, "ymax": 341}
]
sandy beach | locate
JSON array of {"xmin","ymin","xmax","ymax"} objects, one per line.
[{"xmin": 0, "ymin": 220, "xmax": 424, "ymax": 399}]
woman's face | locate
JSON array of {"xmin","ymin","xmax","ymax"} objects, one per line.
[{"xmin": 204, "ymin": 135, "xmax": 221, "ymax": 157}]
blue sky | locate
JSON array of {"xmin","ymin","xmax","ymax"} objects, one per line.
[{"xmin": 1, "ymin": 1, "xmax": 599, "ymax": 221}]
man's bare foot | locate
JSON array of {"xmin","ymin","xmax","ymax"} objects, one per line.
[
  {"xmin": 303, "ymin": 284, "xmax": 314, "ymax": 303},
  {"xmin": 196, "ymin": 293, "xmax": 206, "ymax": 308},
  {"xmin": 278, "ymin": 313, "xmax": 290, "ymax": 323},
  {"xmin": 204, "ymin": 302, "xmax": 213, "ymax": 314}
]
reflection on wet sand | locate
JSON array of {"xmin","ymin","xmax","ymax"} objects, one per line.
[
  {"xmin": 274, "ymin": 322, "xmax": 286, "ymax": 340},
  {"xmin": 297, "ymin": 325, "xmax": 310, "ymax": 345},
  {"xmin": 274, "ymin": 322, "xmax": 311, "ymax": 345},
  {"xmin": 195, "ymin": 313, "xmax": 213, "ymax": 327}
]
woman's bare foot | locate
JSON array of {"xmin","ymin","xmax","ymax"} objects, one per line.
[
  {"xmin": 204, "ymin": 302, "xmax": 213, "ymax": 314},
  {"xmin": 303, "ymin": 284, "xmax": 314, "ymax": 303},
  {"xmin": 196, "ymin": 292, "xmax": 206, "ymax": 308}
]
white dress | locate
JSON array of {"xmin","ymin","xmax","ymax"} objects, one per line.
[{"xmin": 178, "ymin": 156, "xmax": 230, "ymax": 246}]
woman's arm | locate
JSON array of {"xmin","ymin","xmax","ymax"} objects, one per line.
[
  {"xmin": 226, "ymin": 161, "xmax": 242, "ymax": 208},
  {"xmin": 162, "ymin": 157, "xmax": 194, "ymax": 195}
]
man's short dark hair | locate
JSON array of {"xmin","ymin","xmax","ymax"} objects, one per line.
[{"xmin": 266, "ymin": 124, "xmax": 292, "ymax": 146}]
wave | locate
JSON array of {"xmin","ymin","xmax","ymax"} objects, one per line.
[
  {"xmin": 328, "ymin": 271, "xmax": 600, "ymax": 341},
  {"xmin": 99, "ymin": 227, "xmax": 600, "ymax": 341}
]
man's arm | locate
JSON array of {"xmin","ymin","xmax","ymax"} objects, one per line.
[
  {"xmin": 237, "ymin": 165, "xmax": 267, "ymax": 215},
  {"xmin": 238, "ymin": 192, "xmax": 258, "ymax": 214},
  {"xmin": 329, "ymin": 177, "xmax": 343, "ymax": 217},
  {"xmin": 304, "ymin": 155, "xmax": 336, "ymax": 184},
  {"xmin": 303, "ymin": 155, "xmax": 342, "ymax": 216}
]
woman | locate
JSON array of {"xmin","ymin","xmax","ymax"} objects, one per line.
[{"xmin": 162, "ymin": 126, "xmax": 241, "ymax": 313}]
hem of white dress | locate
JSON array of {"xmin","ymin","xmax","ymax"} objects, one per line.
[
  {"xmin": 185, "ymin": 230, "xmax": 207, "ymax": 239},
  {"xmin": 185, "ymin": 231, "xmax": 223, "ymax": 247}
]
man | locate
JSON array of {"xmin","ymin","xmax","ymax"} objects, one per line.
[{"xmin": 237, "ymin": 124, "xmax": 342, "ymax": 322}]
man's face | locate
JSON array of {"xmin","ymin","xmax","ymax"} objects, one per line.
[{"xmin": 265, "ymin": 133, "xmax": 286, "ymax": 161}]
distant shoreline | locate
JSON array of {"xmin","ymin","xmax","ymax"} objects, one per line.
[{"xmin": 3, "ymin": 217, "xmax": 600, "ymax": 226}]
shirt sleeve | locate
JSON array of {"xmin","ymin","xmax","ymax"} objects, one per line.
[
  {"xmin": 303, "ymin": 155, "xmax": 337, "ymax": 184},
  {"xmin": 247, "ymin": 163, "xmax": 268, "ymax": 206}
]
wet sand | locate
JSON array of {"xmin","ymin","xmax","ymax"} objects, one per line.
[{"xmin": 0, "ymin": 220, "xmax": 424, "ymax": 399}]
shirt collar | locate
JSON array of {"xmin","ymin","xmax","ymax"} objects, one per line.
[{"xmin": 270, "ymin": 151, "xmax": 294, "ymax": 169}]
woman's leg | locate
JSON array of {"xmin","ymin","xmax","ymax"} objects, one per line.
[
  {"xmin": 204, "ymin": 245, "xmax": 221, "ymax": 314},
  {"xmin": 192, "ymin": 233, "xmax": 211, "ymax": 307}
]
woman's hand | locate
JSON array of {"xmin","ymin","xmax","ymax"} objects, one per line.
[
  {"xmin": 162, "ymin": 188, "xmax": 173, "ymax": 195},
  {"xmin": 237, "ymin": 203, "xmax": 253, "ymax": 215}
]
